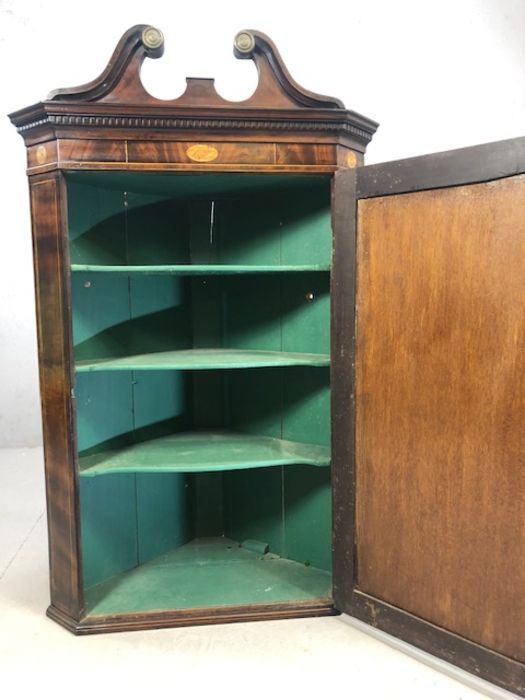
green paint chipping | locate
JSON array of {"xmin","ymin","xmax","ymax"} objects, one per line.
[
  {"xmin": 84, "ymin": 537, "xmax": 331, "ymax": 615},
  {"xmin": 79, "ymin": 431, "xmax": 330, "ymax": 477},
  {"xmin": 76, "ymin": 349, "xmax": 330, "ymax": 372}
]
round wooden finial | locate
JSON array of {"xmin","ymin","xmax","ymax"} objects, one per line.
[
  {"xmin": 141, "ymin": 26, "xmax": 164, "ymax": 51},
  {"xmin": 234, "ymin": 31, "xmax": 255, "ymax": 54}
]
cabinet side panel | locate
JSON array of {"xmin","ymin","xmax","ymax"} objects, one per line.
[
  {"xmin": 29, "ymin": 174, "xmax": 82, "ymax": 617},
  {"xmin": 356, "ymin": 176, "xmax": 525, "ymax": 662}
]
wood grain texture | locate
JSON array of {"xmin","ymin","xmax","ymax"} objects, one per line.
[
  {"xmin": 331, "ymin": 169, "xmax": 358, "ymax": 610},
  {"xmin": 9, "ymin": 25, "xmax": 378, "ymax": 151},
  {"xmin": 58, "ymin": 139, "xmax": 126, "ymax": 164},
  {"xmin": 275, "ymin": 144, "xmax": 335, "ymax": 165},
  {"xmin": 47, "ymin": 600, "xmax": 338, "ymax": 635},
  {"xmin": 26, "ymin": 140, "xmax": 339, "ymax": 173},
  {"xmin": 10, "ymin": 24, "xmax": 377, "ymax": 639},
  {"xmin": 44, "ymin": 26, "xmax": 343, "ymax": 110},
  {"xmin": 29, "ymin": 173, "xmax": 83, "ymax": 618},
  {"xmin": 128, "ymin": 141, "xmax": 274, "ymax": 165},
  {"xmin": 357, "ymin": 135, "xmax": 525, "ymax": 198},
  {"xmin": 356, "ymin": 175, "xmax": 525, "ymax": 663},
  {"xmin": 350, "ymin": 591, "xmax": 525, "ymax": 696}
]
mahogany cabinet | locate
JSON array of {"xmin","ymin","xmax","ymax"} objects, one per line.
[{"xmin": 9, "ymin": 25, "xmax": 525, "ymax": 696}]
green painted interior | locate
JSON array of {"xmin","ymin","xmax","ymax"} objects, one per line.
[
  {"xmin": 67, "ymin": 172, "xmax": 333, "ymax": 611},
  {"xmin": 66, "ymin": 171, "xmax": 330, "ymax": 200},
  {"xmin": 85, "ymin": 538, "xmax": 332, "ymax": 615}
]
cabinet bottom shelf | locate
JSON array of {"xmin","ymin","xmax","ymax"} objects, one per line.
[{"xmin": 84, "ymin": 537, "xmax": 332, "ymax": 616}]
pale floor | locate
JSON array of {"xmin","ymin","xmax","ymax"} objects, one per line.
[{"xmin": 0, "ymin": 448, "xmax": 518, "ymax": 700}]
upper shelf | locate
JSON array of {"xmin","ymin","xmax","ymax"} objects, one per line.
[
  {"xmin": 75, "ymin": 348, "xmax": 330, "ymax": 372},
  {"xmin": 71, "ymin": 264, "xmax": 330, "ymax": 275}
]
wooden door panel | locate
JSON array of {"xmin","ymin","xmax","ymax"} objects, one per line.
[
  {"xmin": 331, "ymin": 138, "xmax": 525, "ymax": 695},
  {"xmin": 355, "ymin": 176, "xmax": 525, "ymax": 662}
]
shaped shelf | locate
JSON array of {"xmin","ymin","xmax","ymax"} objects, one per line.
[
  {"xmin": 71, "ymin": 264, "xmax": 330, "ymax": 275},
  {"xmin": 75, "ymin": 348, "xmax": 330, "ymax": 372},
  {"xmin": 79, "ymin": 431, "xmax": 331, "ymax": 477}
]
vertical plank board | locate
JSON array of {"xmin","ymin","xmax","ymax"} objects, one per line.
[
  {"xmin": 128, "ymin": 194, "xmax": 193, "ymax": 562},
  {"xmin": 187, "ymin": 201, "xmax": 226, "ymax": 540},
  {"xmin": 127, "ymin": 275, "xmax": 191, "ymax": 354},
  {"xmin": 133, "ymin": 370, "xmax": 193, "ymax": 562},
  {"xmin": 71, "ymin": 273, "xmax": 131, "ymax": 358},
  {"xmin": 222, "ymin": 364, "xmax": 284, "ymax": 554},
  {"xmin": 279, "ymin": 186, "xmax": 331, "ymax": 267},
  {"xmin": 75, "ymin": 361, "xmax": 138, "ymax": 588},
  {"xmin": 222, "ymin": 276, "xmax": 282, "ymax": 350},
  {"xmin": 282, "ymin": 466, "xmax": 332, "ymax": 570},
  {"xmin": 282, "ymin": 367, "xmax": 331, "ymax": 570},
  {"xmin": 221, "ymin": 185, "xmax": 332, "ymax": 564},
  {"xmin": 193, "ymin": 472, "xmax": 224, "ymax": 537},
  {"xmin": 126, "ymin": 195, "xmax": 190, "ymax": 264},
  {"xmin": 136, "ymin": 473, "xmax": 194, "ymax": 561},
  {"xmin": 75, "ymin": 372, "xmax": 134, "ymax": 452},
  {"xmin": 278, "ymin": 189, "xmax": 331, "ymax": 569},
  {"xmin": 215, "ymin": 195, "xmax": 282, "ymax": 266},
  {"xmin": 69, "ymin": 182, "xmax": 140, "ymax": 589},
  {"xmin": 67, "ymin": 179, "xmax": 126, "ymax": 264},
  {"xmin": 80, "ymin": 475, "xmax": 138, "ymax": 588},
  {"xmin": 188, "ymin": 199, "xmax": 220, "ymax": 265},
  {"xmin": 222, "ymin": 468, "xmax": 284, "ymax": 554},
  {"xmin": 280, "ymin": 274, "xmax": 330, "ymax": 354}
]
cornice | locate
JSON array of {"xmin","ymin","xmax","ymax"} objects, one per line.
[{"xmin": 13, "ymin": 109, "xmax": 376, "ymax": 144}]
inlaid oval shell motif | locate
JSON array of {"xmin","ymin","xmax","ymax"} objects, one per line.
[
  {"xmin": 186, "ymin": 144, "xmax": 219, "ymax": 163},
  {"xmin": 346, "ymin": 151, "xmax": 358, "ymax": 168},
  {"xmin": 36, "ymin": 145, "xmax": 47, "ymax": 164}
]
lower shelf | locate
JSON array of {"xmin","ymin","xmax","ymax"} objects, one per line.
[
  {"xmin": 79, "ymin": 430, "xmax": 331, "ymax": 476},
  {"xmin": 84, "ymin": 537, "xmax": 332, "ymax": 615}
]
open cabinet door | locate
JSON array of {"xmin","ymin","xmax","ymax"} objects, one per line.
[{"xmin": 332, "ymin": 138, "xmax": 525, "ymax": 696}]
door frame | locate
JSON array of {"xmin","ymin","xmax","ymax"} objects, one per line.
[{"xmin": 331, "ymin": 136, "xmax": 525, "ymax": 696}]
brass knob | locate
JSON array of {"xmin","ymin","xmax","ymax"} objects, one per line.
[
  {"xmin": 142, "ymin": 26, "xmax": 164, "ymax": 50},
  {"xmin": 234, "ymin": 31, "xmax": 255, "ymax": 54}
]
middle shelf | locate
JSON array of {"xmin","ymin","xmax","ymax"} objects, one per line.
[
  {"xmin": 75, "ymin": 348, "xmax": 330, "ymax": 372},
  {"xmin": 79, "ymin": 430, "xmax": 331, "ymax": 477}
]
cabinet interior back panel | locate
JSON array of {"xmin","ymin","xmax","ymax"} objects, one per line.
[{"xmin": 355, "ymin": 175, "xmax": 525, "ymax": 662}]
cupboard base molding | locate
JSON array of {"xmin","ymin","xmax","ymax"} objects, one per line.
[
  {"xmin": 48, "ymin": 601, "xmax": 338, "ymax": 636},
  {"xmin": 46, "ymin": 605, "xmax": 82, "ymax": 634},
  {"xmin": 349, "ymin": 591, "xmax": 525, "ymax": 697}
]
